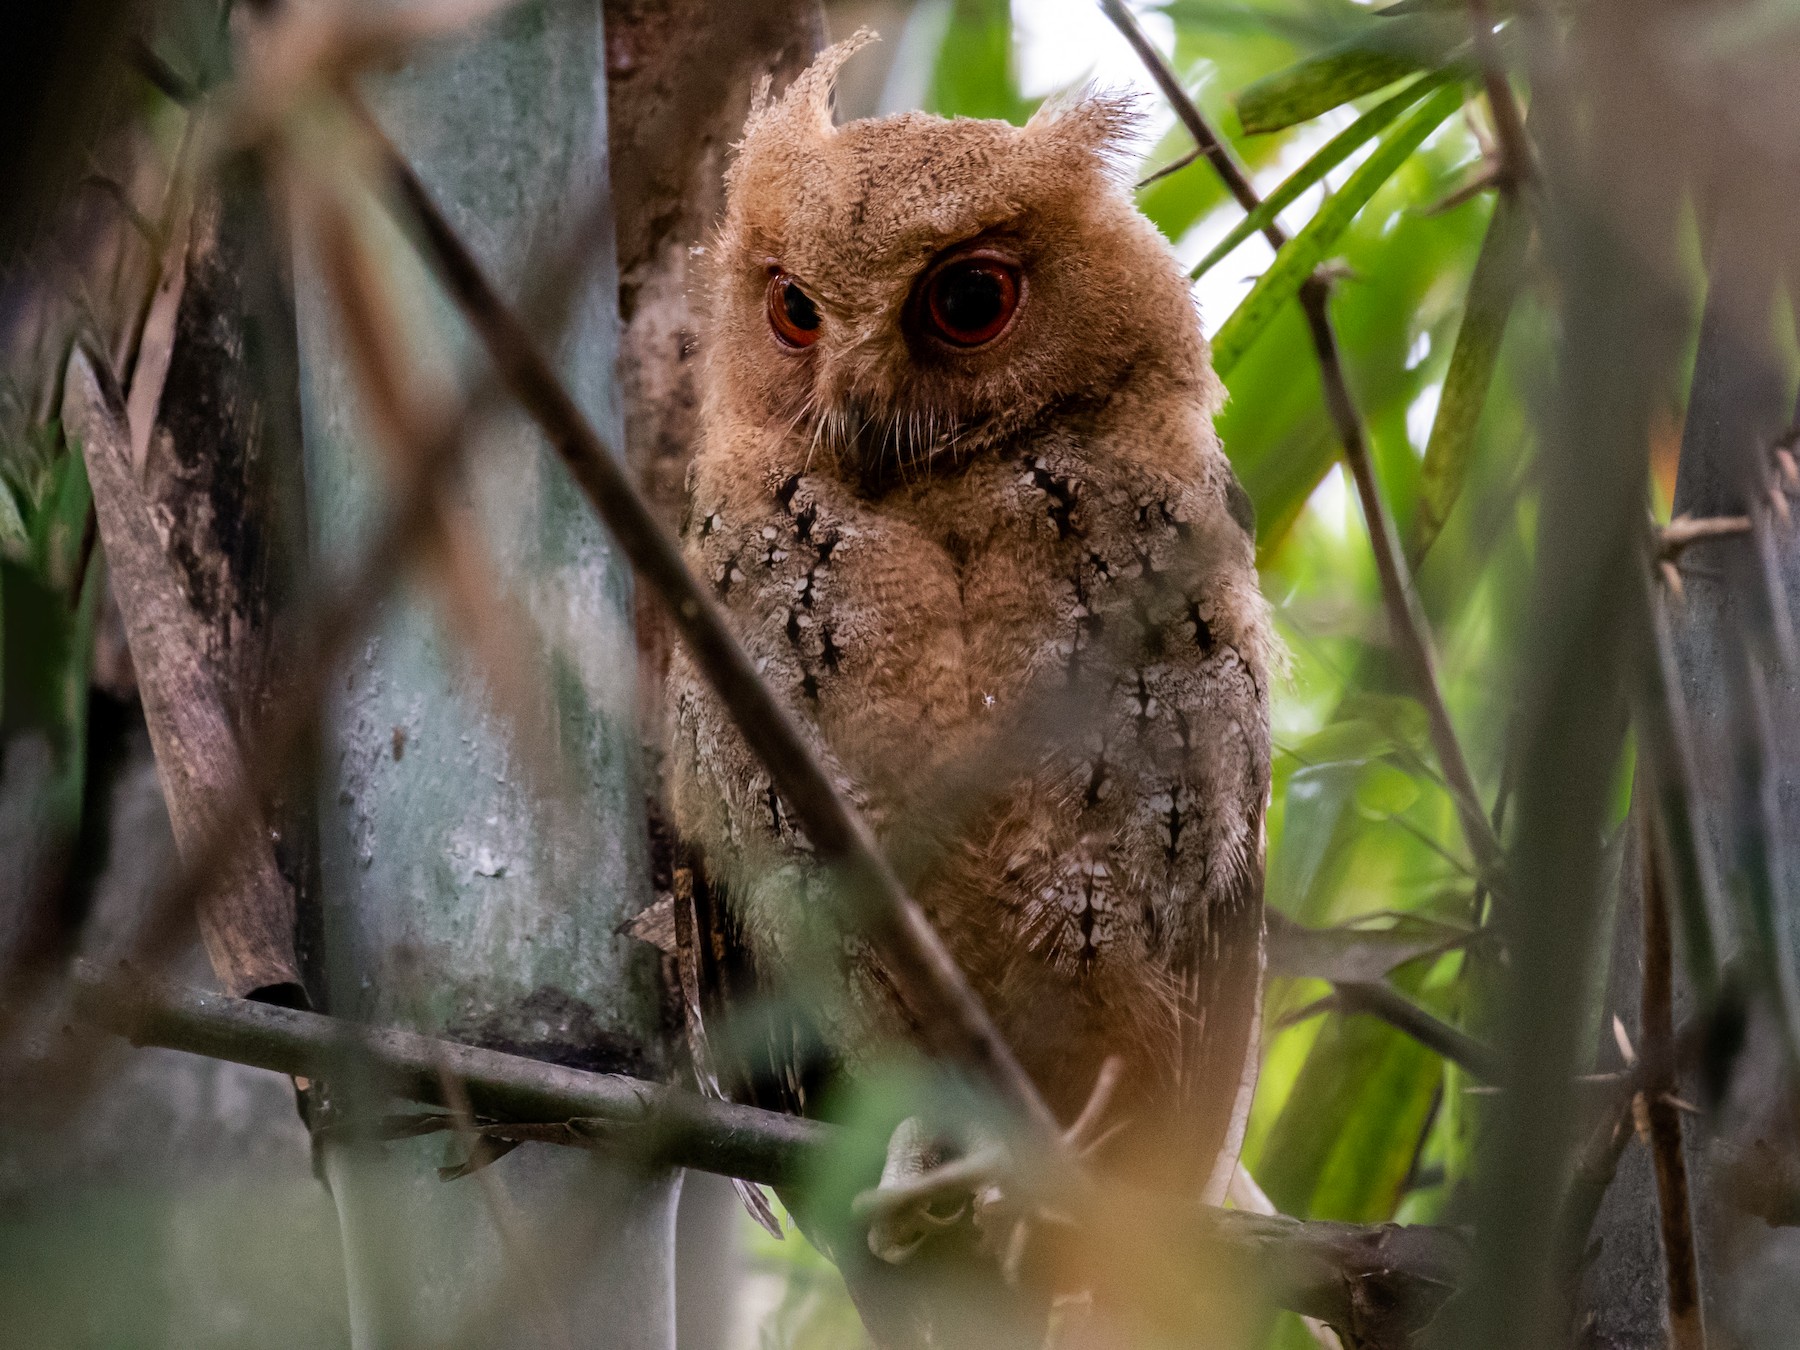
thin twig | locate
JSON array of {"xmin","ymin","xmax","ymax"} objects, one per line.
[
  {"xmin": 1099, "ymin": 1, "xmax": 1270, "ymax": 232},
  {"xmin": 353, "ymin": 98, "xmax": 1064, "ymax": 1145},
  {"xmin": 1466, "ymin": 0, "xmax": 1532, "ymax": 190},
  {"xmin": 1098, "ymin": 0, "xmax": 1506, "ymax": 890},
  {"xmin": 1281, "ymin": 979, "xmax": 1500, "ymax": 1082},
  {"xmin": 1637, "ymin": 823, "xmax": 1708, "ymax": 1350},
  {"xmin": 1299, "ymin": 293, "xmax": 1504, "ymax": 885},
  {"xmin": 1336, "ymin": 981, "xmax": 1500, "ymax": 1082},
  {"xmin": 1423, "ymin": 158, "xmax": 1503, "ymax": 216},
  {"xmin": 1135, "ymin": 146, "xmax": 1202, "ymax": 190},
  {"xmin": 1657, "ymin": 512, "xmax": 1751, "ymax": 560}
]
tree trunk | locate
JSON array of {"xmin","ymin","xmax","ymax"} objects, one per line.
[
  {"xmin": 603, "ymin": 0, "xmax": 823, "ymax": 764},
  {"xmin": 293, "ymin": 3, "xmax": 677, "ymax": 1345}
]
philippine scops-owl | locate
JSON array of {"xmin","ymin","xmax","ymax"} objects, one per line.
[{"xmin": 666, "ymin": 33, "xmax": 1273, "ymax": 1323}]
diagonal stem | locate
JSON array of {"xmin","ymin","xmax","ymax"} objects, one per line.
[
  {"xmin": 1333, "ymin": 980, "xmax": 1501, "ymax": 1082},
  {"xmin": 1466, "ymin": 0, "xmax": 1533, "ymax": 191},
  {"xmin": 1099, "ymin": 0, "xmax": 1505, "ymax": 887},
  {"xmin": 350, "ymin": 99, "xmax": 1064, "ymax": 1145}
]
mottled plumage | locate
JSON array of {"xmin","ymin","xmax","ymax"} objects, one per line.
[{"xmin": 666, "ymin": 32, "xmax": 1272, "ymax": 1285}]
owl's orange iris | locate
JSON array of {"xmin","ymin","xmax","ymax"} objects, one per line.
[
  {"xmin": 767, "ymin": 273, "xmax": 822, "ymax": 348},
  {"xmin": 924, "ymin": 256, "xmax": 1020, "ymax": 347}
]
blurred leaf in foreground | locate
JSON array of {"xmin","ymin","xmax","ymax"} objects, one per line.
[
  {"xmin": 1412, "ymin": 191, "xmax": 1532, "ymax": 565},
  {"xmin": 1211, "ymin": 82, "xmax": 1464, "ymax": 375},
  {"xmin": 1232, "ymin": 11, "xmax": 1466, "ymax": 133}
]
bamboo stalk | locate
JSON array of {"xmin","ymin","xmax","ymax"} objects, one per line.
[{"xmin": 1638, "ymin": 823, "xmax": 1708, "ymax": 1350}]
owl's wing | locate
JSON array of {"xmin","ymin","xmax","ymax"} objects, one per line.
[
  {"xmin": 1178, "ymin": 800, "xmax": 1266, "ymax": 1206},
  {"xmin": 663, "ymin": 840, "xmax": 842, "ymax": 1236},
  {"xmin": 663, "ymin": 860, "xmax": 782, "ymax": 1237}
]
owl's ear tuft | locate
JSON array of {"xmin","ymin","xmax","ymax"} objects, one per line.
[
  {"xmin": 1026, "ymin": 88, "xmax": 1146, "ymax": 180},
  {"xmin": 746, "ymin": 29, "xmax": 879, "ymax": 140}
]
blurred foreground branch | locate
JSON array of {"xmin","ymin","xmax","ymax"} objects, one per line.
[
  {"xmin": 69, "ymin": 965, "xmax": 1469, "ymax": 1339},
  {"xmin": 351, "ymin": 98, "xmax": 1063, "ymax": 1142}
]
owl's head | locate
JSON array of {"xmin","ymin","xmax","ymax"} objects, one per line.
[{"xmin": 705, "ymin": 34, "xmax": 1213, "ymax": 491}]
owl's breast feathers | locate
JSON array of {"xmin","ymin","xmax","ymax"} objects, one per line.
[{"xmin": 668, "ymin": 418, "xmax": 1270, "ymax": 1195}]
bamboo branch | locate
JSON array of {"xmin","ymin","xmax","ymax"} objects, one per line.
[
  {"xmin": 1465, "ymin": 0, "xmax": 1532, "ymax": 190},
  {"xmin": 353, "ymin": 100, "xmax": 1063, "ymax": 1144},
  {"xmin": 1098, "ymin": 0, "xmax": 1505, "ymax": 889},
  {"xmin": 72, "ymin": 963, "xmax": 824, "ymax": 1186},
  {"xmin": 90, "ymin": 144, "xmax": 668, "ymax": 1005},
  {"xmin": 70, "ymin": 966, "xmax": 1469, "ymax": 1339},
  {"xmin": 1657, "ymin": 513, "xmax": 1751, "ymax": 560},
  {"xmin": 1333, "ymin": 980, "xmax": 1501, "ymax": 1083}
]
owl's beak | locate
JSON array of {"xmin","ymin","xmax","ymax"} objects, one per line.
[{"xmin": 827, "ymin": 393, "xmax": 945, "ymax": 497}]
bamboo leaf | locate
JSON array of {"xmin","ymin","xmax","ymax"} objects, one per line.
[
  {"xmin": 1268, "ymin": 910, "xmax": 1475, "ymax": 984},
  {"xmin": 1254, "ymin": 985, "xmax": 1444, "ymax": 1222},
  {"xmin": 1192, "ymin": 72, "xmax": 1454, "ymax": 282},
  {"xmin": 1211, "ymin": 84, "xmax": 1464, "ymax": 377},
  {"xmin": 1410, "ymin": 191, "xmax": 1532, "ymax": 564},
  {"xmin": 1234, "ymin": 14, "xmax": 1465, "ymax": 134}
]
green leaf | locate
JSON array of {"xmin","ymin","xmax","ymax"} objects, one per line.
[
  {"xmin": 925, "ymin": 0, "xmax": 1033, "ymax": 124},
  {"xmin": 1192, "ymin": 71, "xmax": 1455, "ymax": 282},
  {"xmin": 1410, "ymin": 191, "xmax": 1532, "ymax": 564},
  {"xmin": 1287, "ymin": 715, "xmax": 1396, "ymax": 765},
  {"xmin": 1338, "ymin": 692, "xmax": 1431, "ymax": 751},
  {"xmin": 1234, "ymin": 13, "xmax": 1466, "ymax": 133},
  {"xmin": 1268, "ymin": 909, "xmax": 1474, "ymax": 983},
  {"xmin": 1253, "ymin": 986, "xmax": 1443, "ymax": 1222},
  {"xmin": 1211, "ymin": 84, "xmax": 1464, "ymax": 377},
  {"xmin": 29, "ymin": 443, "xmax": 92, "ymax": 594},
  {"xmin": 1355, "ymin": 760, "xmax": 1422, "ymax": 818},
  {"xmin": 1270, "ymin": 760, "xmax": 1365, "ymax": 914}
]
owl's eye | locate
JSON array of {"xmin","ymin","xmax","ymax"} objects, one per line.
[
  {"xmin": 768, "ymin": 273, "xmax": 822, "ymax": 348},
  {"xmin": 923, "ymin": 256, "xmax": 1021, "ymax": 348}
]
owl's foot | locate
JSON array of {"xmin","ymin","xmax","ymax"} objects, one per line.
[
  {"xmin": 854, "ymin": 1057, "xmax": 1127, "ymax": 1273},
  {"xmin": 858, "ymin": 1116, "xmax": 1007, "ymax": 1263}
]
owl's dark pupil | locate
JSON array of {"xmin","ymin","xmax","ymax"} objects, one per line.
[
  {"xmin": 937, "ymin": 266, "xmax": 1003, "ymax": 333},
  {"xmin": 782, "ymin": 282, "xmax": 820, "ymax": 332}
]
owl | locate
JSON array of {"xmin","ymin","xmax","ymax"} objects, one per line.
[{"xmin": 665, "ymin": 33, "xmax": 1273, "ymax": 1344}]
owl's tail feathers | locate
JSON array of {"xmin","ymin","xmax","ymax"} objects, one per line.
[{"xmin": 731, "ymin": 1176, "xmax": 784, "ymax": 1238}]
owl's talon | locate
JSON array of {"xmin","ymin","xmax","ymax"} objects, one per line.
[
  {"xmin": 857, "ymin": 1117, "xmax": 1006, "ymax": 1263},
  {"xmin": 854, "ymin": 1058, "xmax": 1129, "ymax": 1270},
  {"xmin": 1062, "ymin": 1054, "xmax": 1127, "ymax": 1158}
]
